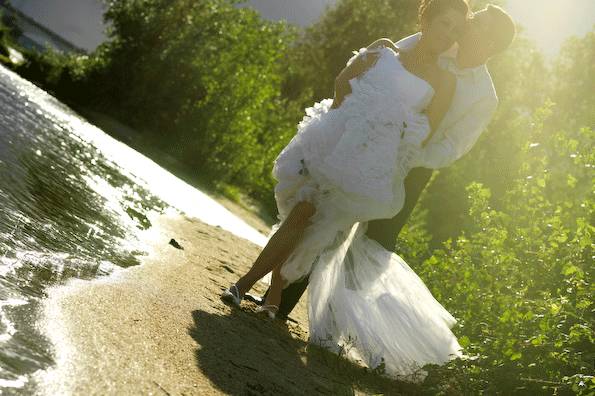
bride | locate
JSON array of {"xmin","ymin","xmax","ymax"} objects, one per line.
[{"xmin": 222, "ymin": 0, "xmax": 468, "ymax": 382}]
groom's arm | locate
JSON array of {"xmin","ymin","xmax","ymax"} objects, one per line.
[
  {"xmin": 413, "ymin": 95, "xmax": 498, "ymax": 169},
  {"xmin": 367, "ymin": 38, "xmax": 399, "ymax": 53}
]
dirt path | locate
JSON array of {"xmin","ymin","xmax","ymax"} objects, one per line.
[{"xmin": 38, "ymin": 214, "xmax": 421, "ymax": 395}]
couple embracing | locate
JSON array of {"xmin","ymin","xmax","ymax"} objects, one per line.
[{"xmin": 221, "ymin": 0, "xmax": 515, "ymax": 382}]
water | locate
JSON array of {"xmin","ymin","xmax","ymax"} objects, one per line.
[{"xmin": 0, "ymin": 65, "xmax": 266, "ymax": 394}]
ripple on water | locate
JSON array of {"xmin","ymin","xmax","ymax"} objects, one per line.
[
  {"xmin": 0, "ymin": 62, "xmax": 266, "ymax": 394},
  {"xmin": 0, "ymin": 65, "xmax": 171, "ymax": 393}
]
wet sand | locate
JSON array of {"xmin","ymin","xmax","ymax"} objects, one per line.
[{"xmin": 37, "ymin": 213, "xmax": 419, "ymax": 395}]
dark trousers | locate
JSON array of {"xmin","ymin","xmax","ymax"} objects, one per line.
[{"xmin": 263, "ymin": 166, "xmax": 434, "ymax": 319}]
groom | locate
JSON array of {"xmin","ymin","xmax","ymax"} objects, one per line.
[{"xmin": 258, "ymin": 5, "xmax": 515, "ymax": 319}]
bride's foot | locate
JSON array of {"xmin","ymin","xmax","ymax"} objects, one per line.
[
  {"xmin": 221, "ymin": 284, "xmax": 243, "ymax": 306},
  {"xmin": 256, "ymin": 304, "xmax": 279, "ymax": 320}
]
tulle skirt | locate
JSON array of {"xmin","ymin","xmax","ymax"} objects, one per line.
[
  {"xmin": 308, "ymin": 222, "xmax": 463, "ymax": 383},
  {"xmin": 269, "ymin": 102, "xmax": 462, "ymax": 383}
]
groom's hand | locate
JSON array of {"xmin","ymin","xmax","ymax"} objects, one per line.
[{"xmin": 367, "ymin": 38, "xmax": 400, "ymax": 54}]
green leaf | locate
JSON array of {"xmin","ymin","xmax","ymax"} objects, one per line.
[
  {"xmin": 561, "ymin": 264, "xmax": 579, "ymax": 276},
  {"xmin": 459, "ymin": 335, "xmax": 471, "ymax": 348},
  {"xmin": 531, "ymin": 333, "xmax": 547, "ymax": 346},
  {"xmin": 510, "ymin": 352, "xmax": 522, "ymax": 361}
]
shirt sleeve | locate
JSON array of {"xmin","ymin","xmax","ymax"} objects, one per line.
[
  {"xmin": 410, "ymin": 95, "xmax": 498, "ymax": 169},
  {"xmin": 394, "ymin": 32, "xmax": 421, "ymax": 50}
]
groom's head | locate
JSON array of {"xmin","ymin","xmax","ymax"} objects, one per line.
[{"xmin": 457, "ymin": 4, "xmax": 515, "ymax": 65}]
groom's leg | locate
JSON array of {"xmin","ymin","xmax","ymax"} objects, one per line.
[
  {"xmin": 366, "ymin": 167, "xmax": 434, "ymax": 251},
  {"xmin": 277, "ymin": 275, "xmax": 309, "ymax": 319}
]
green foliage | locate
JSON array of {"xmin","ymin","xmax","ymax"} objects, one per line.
[
  {"xmin": 551, "ymin": 32, "xmax": 595, "ymax": 130},
  {"xmin": 93, "ymin": 0, "xmax": 304, "ymax": 205},
  {"xmin": 8, "ymin": 0, "xmax": 594, "ymax": 393},
  {"xmin": 416, "ymin": 104, "xmax": 594, "ymax": 394},
  {"xmin": 0, "ymin": 11, "xmax": 12, "ymax": 62},
  {"xmin": 283, "ymin": 0, "xmax": 418, "ymax": 102}
]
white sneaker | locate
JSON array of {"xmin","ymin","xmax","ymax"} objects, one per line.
[{"xmin": 221, "ymin": 284, "xmax": 242, "ymax": 306}]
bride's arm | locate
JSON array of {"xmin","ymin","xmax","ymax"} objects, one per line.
[
  {"xmin": 331, "ymin": 50, "xmax": 379, "ymax": 109},
  {"xmin": 331, "ymin": 39, "xmax": 398, "ymax": 109},
  {"xmin": 422, "ymin": 70, "xmax": 456, "ymax": 146}
]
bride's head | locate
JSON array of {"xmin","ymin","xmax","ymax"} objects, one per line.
[{"xmin": 418, "ymin": 0, "xmax": 469, "ymax": 54}]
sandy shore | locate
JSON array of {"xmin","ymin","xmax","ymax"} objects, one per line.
[{"xmin": 37, "ymin": 213, "xmax": 420, "ymax": 395}]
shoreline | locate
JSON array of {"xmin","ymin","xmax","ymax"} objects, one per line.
[
  {"xmin": 76, "ymin": 107, "xmax": 276, "ymax": 237},
  {"xmin": 37, "ymin": 213, "xmax": 304, "ymax": 395},
  {"xmin": 36, "ymin": 213, "xmax": 416, "ymax": 395}
]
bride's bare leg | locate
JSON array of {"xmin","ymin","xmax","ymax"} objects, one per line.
[{"xmin": 234, "ymin": 200, "xmax": 316, "ymax": 297}]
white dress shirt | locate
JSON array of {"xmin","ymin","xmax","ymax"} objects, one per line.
[{"xmin": 394, "ymin": 33, "xmax": 498, "ymax": 169}]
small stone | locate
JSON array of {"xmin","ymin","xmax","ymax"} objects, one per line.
[{"xmin": 169, "ymin": 238, "xmax": 184, "ymax": 250}]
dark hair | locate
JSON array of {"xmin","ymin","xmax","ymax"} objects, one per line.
[
  {"xmin": 486, "ymin": 4, "xmax": 516, "ymax": 55},
  {"xmin": 418, "ymin": 0, "xmax": 469, "ymax": 25}
]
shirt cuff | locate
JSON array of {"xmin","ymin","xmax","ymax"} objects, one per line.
[{"xmin": 407, "ymin": 144, "xmax": 425, "ymax": 168}]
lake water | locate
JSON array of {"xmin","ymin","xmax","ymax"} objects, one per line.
[{"xmin": 0, "ymin": 65, "xmax": 266, "ymax": 394}]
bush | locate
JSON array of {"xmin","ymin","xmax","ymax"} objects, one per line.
[
  {"xmin": 416, "ymin": 104, "xmax": 594, "ymax": 395},
  {"xmin": 0, "ymin": 11, "xmax": 12, "ymax": 60}
]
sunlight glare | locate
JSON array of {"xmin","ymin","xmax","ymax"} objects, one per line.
[{"xmin": 504, "ymin": 0, "xmax": 595, "ymax": 57}]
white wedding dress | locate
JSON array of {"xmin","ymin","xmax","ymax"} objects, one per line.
[{"xmin": 270, "ymin": 46, "xmax": 463, "ymax": 382}]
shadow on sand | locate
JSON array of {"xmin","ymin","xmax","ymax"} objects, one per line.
[{"xmin": 189, "ymin": 309, "xmax": 423, "ymax": 395}]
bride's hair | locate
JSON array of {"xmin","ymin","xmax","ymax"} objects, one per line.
[{"xmin": 418, "ymin": 0, "xmax": 469, "ymax": 25}]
